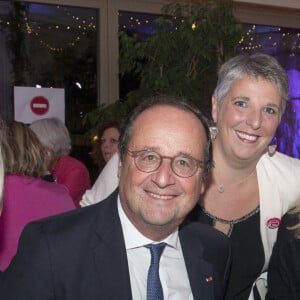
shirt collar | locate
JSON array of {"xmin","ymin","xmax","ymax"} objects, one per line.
[{"xmin": 117, "ymin": 195, "xmax": 179, "ymax": 250}]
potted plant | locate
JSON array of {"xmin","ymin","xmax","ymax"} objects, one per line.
[{"xmin": 84, "ymin": 0, "xmax": 242, "ymax": 130}]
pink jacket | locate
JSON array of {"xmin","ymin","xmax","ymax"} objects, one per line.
[
  {"xmin": 52, "ymin": 156, "xmax": 91, "ymax": 208},
  {"xmin": 0, "ymin": 175, "xmax": 75, "ymax": 270}
]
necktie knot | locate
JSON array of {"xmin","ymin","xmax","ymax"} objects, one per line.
[
  {"xmin": 145, "ymin": 242, "xmax": 166, "ymax": 300},
  {"xmin": 145, "ymin": 242, "xmax": 166, "ymax": 265}
]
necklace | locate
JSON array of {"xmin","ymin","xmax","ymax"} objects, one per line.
[
  {"xmin": 215, "ymin": 169, "xmax": 256, "ymax": 194},
  {"xmin": 202, "ymin": 206, "xmax": 260, "ymax": 237},
  {"xmin": 217, "ymin": 185, "xmax": 225, "ymax": 193}
]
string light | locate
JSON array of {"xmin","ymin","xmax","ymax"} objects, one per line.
[
  {"xmin": 1, "ymin": 7, "xmax": 300, "ymax": 55},
  {"xmin": 120, "ymin": 13, "xmax": 300, "ymax": 55},
  {"xmin": 238, "ymin": 24, "xmax": 300, "ymax": 55},
  {"xmin": 0, "ymin": 4, "xmax": 97, "ymax": 52}
]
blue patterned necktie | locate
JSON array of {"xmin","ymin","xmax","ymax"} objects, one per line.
[{"xmin": 145, "ymin": 243, "xmax": 166, "ymax": 300}]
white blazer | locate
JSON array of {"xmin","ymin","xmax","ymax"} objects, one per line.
[
  {"xmin": 257, "ymin": 151, "xmax": 300, "ymax": 270},
  {"xmin": 250, "ymin": 151, "xmax": 300, "ymax": 299}
]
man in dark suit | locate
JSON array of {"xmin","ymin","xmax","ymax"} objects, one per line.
[{"xmin": 0, "ymin": 95, "xmax": 230, "ymax": 299}]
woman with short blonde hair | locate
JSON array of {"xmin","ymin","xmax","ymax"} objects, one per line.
[{"xmin": 0, "ymin": 120, "xmax": 75, "ymax": 271}]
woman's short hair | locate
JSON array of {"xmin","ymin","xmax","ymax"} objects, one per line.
[
  {"xmin": 30, "ymin": 118, "xmax": 71, "ymax": 157},
  {"xmin": 213, "ymin": 53, "xmax": 289, "ymax": 118},
  {"xmin": 0, "ymin": 120, "xmax": 45, "ymax": 177}
]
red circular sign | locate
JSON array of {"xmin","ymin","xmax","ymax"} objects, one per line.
[{"xmin": 30, "ymin": 96, "xmax": 49, "ymax": 115}]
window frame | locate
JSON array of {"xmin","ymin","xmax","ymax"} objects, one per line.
[{"xmin": 18, "ymin": 0, "xmax": 300, "ymax": 107}]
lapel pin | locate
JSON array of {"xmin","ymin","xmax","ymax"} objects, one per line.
[
  {"xmin": 206, "ymin": 276, "xmax": 213, "ymax": 282},
  {"xmin": 266, "ymin": 218, "xmax": 281, "ymax": 229}
]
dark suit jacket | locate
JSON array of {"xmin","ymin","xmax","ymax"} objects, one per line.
[{"xmin": 0, "ymin": 189, "xmax": 231, "ymax": 300}]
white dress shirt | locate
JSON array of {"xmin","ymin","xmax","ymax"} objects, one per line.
[{"xmin": 118, "ymin": 198, "xmax": 194, "ymax": 300}]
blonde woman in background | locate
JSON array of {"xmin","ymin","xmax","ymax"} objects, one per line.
[{"xmin": 0, "ymin": 120, "xmax": 75, "ymax": 271}]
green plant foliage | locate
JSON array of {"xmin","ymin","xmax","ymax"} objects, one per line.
[{"xmin": 84, "ymin": 0, "xmax": 242, "ymax": 132}]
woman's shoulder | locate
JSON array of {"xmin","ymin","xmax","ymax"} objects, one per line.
[
  {"xmin": 4, "ymin": 174, "xmax": 41, "ymax": 188},
  {"xmin": 260, "ymin": 151, "xmax": 300, "ymax": 165},
  {"xmin": 257, "ymin": 152, "xmax": 300, "ymax": 211},
  {"xmin": 258, "ymin": 151, "xmax": 300, "ymax": 175},
  {"xmin": 58, "ymin": 155, "xmax": 83, "ymax": 165},
  {"xmin": 27, "ymin": 177, "xmax": 72, "ymax": 197},
  {"xmin": 4, "ymin": 175, "xmax": 74, "ymax": 206},
  {"xmin": 56, "ymin": 155, "xmax": 89, "ymax": 173}
]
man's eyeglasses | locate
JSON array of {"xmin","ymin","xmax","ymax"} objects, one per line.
[{"xmin": 127, "ymin": 149, "xmax": 204, "ymax": 178}]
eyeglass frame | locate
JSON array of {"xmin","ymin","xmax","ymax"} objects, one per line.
[{"xmin": 127, "ymin": 149, "xmax": 204, "ymax": 178}]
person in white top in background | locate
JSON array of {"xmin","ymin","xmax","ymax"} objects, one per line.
[
  {"xmin": 81, "ymin": 120, "xmax": 121, "ymax": 206},
  {"xmin": 80, "ymin": 151, "xmax": 119, "ymax": 207}
]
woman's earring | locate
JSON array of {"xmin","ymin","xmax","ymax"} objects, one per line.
[
  {"xmin": 209, "ymin": 126, "xmax": 219, "ymax": 140},
  {"xmin": 268, "ymin": 136, "xmax": 277, "ymax": 157}
]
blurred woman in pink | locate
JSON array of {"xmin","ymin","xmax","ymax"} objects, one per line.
[{"xmin": 0, "ymin": 121, "xmax": 75, "ymax": 271}]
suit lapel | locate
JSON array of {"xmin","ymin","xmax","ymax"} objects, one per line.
[
  {"xmin": 180, "ymin": 224, "xmax": 215, "ymax": 300},
  {"xmin": 88, "ymin": 191, "xmax": 219, "ymax": 299},
  {"xmin": 91, "ymin": 190, "xmax": 133, "ymax": 299}
]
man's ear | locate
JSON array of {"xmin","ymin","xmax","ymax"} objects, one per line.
[{"xmin": 211, "ymin": 95, "xmax": 218, "ymax": 123}]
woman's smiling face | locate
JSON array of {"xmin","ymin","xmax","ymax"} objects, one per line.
[{"xmin": 212, "ymin": 75, "xmax": 281, "ymax": 163}]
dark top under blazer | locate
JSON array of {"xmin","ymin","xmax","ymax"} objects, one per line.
[{"xmin": 0, "ymin": 189, "xmax": 231, "ymax": 300}]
